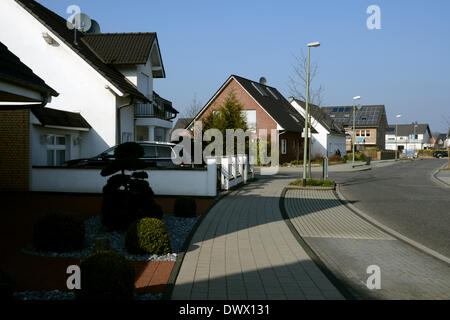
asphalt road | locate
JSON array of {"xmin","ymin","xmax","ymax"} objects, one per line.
[{"xmin": 328, "ymin": 159, "xmax": 450, "ymax": 258}]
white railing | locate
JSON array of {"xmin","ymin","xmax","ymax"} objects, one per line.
[{"xmin": 216, "ymin": 155, "xmax": 254, "ymax": 191}]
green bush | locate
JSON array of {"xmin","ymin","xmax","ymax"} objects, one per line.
[
  {"xmin": 125, "ymin": 218, "xmax": 171, "ymax": 255},
  {"xmin": 33, "ymin": 213, "xmax": 85, "ymax": 253},
  {"xmin": 174, "ymin": 197, "xmax": 197, "ymax": 218},
  {"xmin": 0, "ymin": 269, "xmax": 14, "ymax": 301},
  {"xmin": 359, "ymin": 153, "xmax": 367, "ymax": 161},
  {"xmin": 77, "ymin": 250, "xmax": 135, "ymax": 301}
]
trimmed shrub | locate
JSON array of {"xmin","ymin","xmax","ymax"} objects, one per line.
[
  {"xmin": 0, "ymin": 269, "xmax": 14, "ymax": 301},
  {"xmin": 77, "ymin": 250, "xmax": 135, "ymax": 301},
  {"xmin": 101, "ymin": 143, "xmax": 162, "ymax": 231},
  {"xmin": 174, "ymin": 197, "xmax": 197, "ymax": 218},
  {"xmin": 101, "ymin": 188, "xmax": 163, "ymax": 231},
  {"xmin": 33, "ymin": 213, "xmax": 85, "ymax": 253},
  {"xmin": 125, "ymin": 218, "xmax": 171, "ymax": 255}
]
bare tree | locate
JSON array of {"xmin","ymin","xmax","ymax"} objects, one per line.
[
  {"xmin": 181, "ymin": 93, "xmax": 203, "ymax": 119},
  {"xmin": 288, "ymin": 50, "xmax": 326, "ymax": 178},
  {"xmin": 288, "ymin": 50, "xmax": 325, "ymax": 107}
]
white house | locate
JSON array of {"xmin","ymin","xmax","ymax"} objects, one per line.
[
  {"xmin": 290, "ymin": 98, "xmax": 347, "ymax": 158},
  {"xmin": 0, "ymin": 0, "xmax": 178, "ymax": 168},
  {"xmin": 385, "ymin": 124, "xmax": 432, "ymax": 153}
]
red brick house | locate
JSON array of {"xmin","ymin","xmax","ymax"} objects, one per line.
[{"xmin": 186, "ymin": 75, "xmax": 312, "ymax": 164}]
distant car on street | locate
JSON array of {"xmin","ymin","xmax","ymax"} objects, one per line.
[
  {"xmin": 433, "ymin": 150, "xmax": 448, "ymax": 158},
  {"xmin": 63, "ymin": 142, "xmax": 182, "ymax": 168}
]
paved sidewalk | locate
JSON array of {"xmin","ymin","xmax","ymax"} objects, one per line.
[
  {"xmin": 436, "ymin": 169, "xmax": 450, "ymax": 186},
  {"xmin": 284, "ymin": 189, "xmax": 450, "ymax": 300},
  {"xmin": 171, "ymin": 177, "xmax": 344, "ymax": 300}
]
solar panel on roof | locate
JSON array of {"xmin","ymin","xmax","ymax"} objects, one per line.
[
  {"xmin": 333, "ymin": 108, "xmax": 338, "ymax": 112},
  {"xmin": 338, "ymin": 108, "xmax": 345, "ymax": 112}
]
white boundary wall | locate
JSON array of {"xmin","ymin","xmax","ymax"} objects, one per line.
[{"xmin": 31, "ymin": 159, "xmax": 218, "ymax": 197}]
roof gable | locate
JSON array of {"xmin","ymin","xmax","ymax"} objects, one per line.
[
  {"xmin": 0, "ymin": 40, "xmax": 58, "ymax": 101},
  {"xmin": 14, "ymin": 0, "xmax": 150, "ymax": 102},
  {"xmin": 231, "ymin": 75, "xmax": 306, "ymax": 133},
  {"xmin": 291, "ymin": 99, "xmax": 344, "ymax": 134},
  {"xmin": 188, "ymin": 75, "xmax": 308, "ymax": 133}
]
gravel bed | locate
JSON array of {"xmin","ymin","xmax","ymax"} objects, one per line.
[
  {"xmin": 22, "ymin": 214, "xmax": 199, "ymax": 261},
  {"xmin": 13, "ymin": 291, "xmax": 162, "ymax": 301}
]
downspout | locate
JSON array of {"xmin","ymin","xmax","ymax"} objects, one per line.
[{"xmin": 117, "ymin": 97, "xmax": 134, "ymax": 144}]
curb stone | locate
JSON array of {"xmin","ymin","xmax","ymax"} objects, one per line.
[
  {"xmin": 335, "ymin": 184, "xmax": 450, "ymax": 266},
  {"xmin": 279, "ymin": 187, "xmax": 355, "ymax": 300},
  {"xmin": 431, "ymin": 163, "xmax": 450, "ymax": 189}
]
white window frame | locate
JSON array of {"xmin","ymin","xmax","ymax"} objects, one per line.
[
  {"xmin": 281, "ymin": 139, "xmax": 287, "ymax": 155},
  {"xmin": 46, "ymin": 134, "xmax": 67, "ymax": 166}
]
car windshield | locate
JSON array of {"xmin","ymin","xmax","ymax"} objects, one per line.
[{"xmin": 99, "ymin": 147, "xmax": 116, "ymax": 158}]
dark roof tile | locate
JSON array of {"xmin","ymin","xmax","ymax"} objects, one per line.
[
  {"xmin": 32, "ymin": 107, "xmax": 91, "ymax": 129},
  {"xmin": 232, "ymin": 75, "xmax": 309, "ymax": 133},
  {"xmin": 82, "ymin": 33, "xmax": 156, "ymax": 65},
  {"xmin": 292, "ymin": 99, "xmax": 345, "ymax": 134},
  {"xmin": 0, "ymin": 41, "xmax": 58, "ymax": 98}
]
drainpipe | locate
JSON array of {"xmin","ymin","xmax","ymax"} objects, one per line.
[{"xmin": 117, "ymin": 97, "xmax": 134, "ymax": 144}]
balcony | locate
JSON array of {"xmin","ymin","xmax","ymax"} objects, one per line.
[{"xmin": 135, "ymin": 92, "xmax": 178, "ymax": 121}]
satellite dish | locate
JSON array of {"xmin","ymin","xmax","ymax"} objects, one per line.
[
  {"xmin": 71, "ymin": 13, "xmax": 92, "ymax": 32},
  {"xmin": 259, "ymin": 77, "xmax": 267, "ymax": 85},
  {"xmin": 87, "ymin": 19, "xmax": 101, "ymax": 34}
]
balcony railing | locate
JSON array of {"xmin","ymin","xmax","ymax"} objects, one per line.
[
  {"xmin": 135, "ymin": 103, "xmax": 177, "ymax": 121},
  {"xmin": 135, "ymin": 92, "xmax": 178, "ymax": 121}
]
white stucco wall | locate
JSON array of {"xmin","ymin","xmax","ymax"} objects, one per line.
[
  {"xmin": 327, "ymin": 134, "xmax": 347, "ymax": 157},
  {"xmin": 0, "ymin": 0, "xmax": 123, "ymax": 158},
  {"xmin": 291, "ymin": 100, "xmax": 346, "ymax": 158},
  {"xmin": 31, "ymin": 163, "xmax": 218, "ymax": 197},
  {"xmin": 385, "ymin": 133, "xmax": 429, "ymax": 151}
]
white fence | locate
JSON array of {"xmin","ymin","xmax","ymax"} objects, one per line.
[
  {"xmin": 217, "ymin": 155, "xmax": 254, "ymax": 190},
  {"xmin": 31, "ymin": 156, "xmax": 253, "ymax": 196}
]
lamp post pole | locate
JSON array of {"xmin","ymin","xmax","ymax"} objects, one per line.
[
  {"xmin": 352, "ymin": 96, "xmax": 360, "ymax": 168},
  {"xmin": 395, "ymin": 114, "xmax": 402, "ymax": 160},
  {"xmin": 302, "ymin": 42, "xmax": 320, "ymax": 186}
]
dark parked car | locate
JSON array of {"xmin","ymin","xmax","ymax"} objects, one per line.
[
  {"xmin": 63, "ymin": 142, "xmax": 182, "ymax": 168},
  {"xmin": 433, "ymin": 150, "xmax": 448, "ymax": 158}
]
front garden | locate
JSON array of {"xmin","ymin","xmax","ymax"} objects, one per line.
[{"xmin": 0, "ymin": 143, "xmax": 206, "ymax": 301}]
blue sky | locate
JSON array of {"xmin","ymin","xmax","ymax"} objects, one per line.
[{"xmin": 40, "ymin": 0, "xmax": 450, "ymax": 132}]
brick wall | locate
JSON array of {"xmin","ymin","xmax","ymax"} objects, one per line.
[
  {"xmin": 196, "ymin": 78, "xmax": 278, "ymax": 135},
  {"xmin": 196, "ymin": 78, "xmax": 305, "ymax": 164},
  {"xmin": 280, "ymin": 131, "xmax": 304, "ymax": 164},
  {"xmin": 0, "ymin": 109, "xmax": 30, "ymax": 191}
]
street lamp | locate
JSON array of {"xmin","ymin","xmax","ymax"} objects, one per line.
[
  {"xmin": 352, "ymin": 96, "xmax": 361, "ymax": 168},
  {"xmin": 413, "ymin": 124, "xmax": 418, "ymax": 157},
  {"xmin": 395, "ymin": 114, "xmax": 402, "ymax": 160},
  {"xmin": 302, "ymin": 41, "xmax": 320, "ymax": 186}
]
